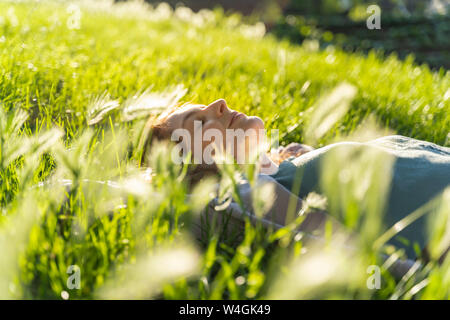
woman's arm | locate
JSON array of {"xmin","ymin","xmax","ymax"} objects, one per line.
[
  {"xmin": 237, "ymin": 174, "xmax": 346, "ymax": 238},
  {"xmin": 191, "ymin": 175, "xmax": 343, "ymax": 244},
  {"xmin": 215, "ymin": 175, "xmax": 418, "ymax": 279}
]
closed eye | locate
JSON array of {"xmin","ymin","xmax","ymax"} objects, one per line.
[
  {"xmin": 191, "ymin": 116, "xmax": 205, "ymax": 132},
  {"xmin": 181, "ymin": 107, "xmax": 204, "ymax": 128},
  {"xmin": 196, "ymin": 116, "xmax": 206, "ymax": 125}
]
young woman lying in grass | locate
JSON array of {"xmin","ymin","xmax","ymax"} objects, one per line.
[{"xmin": 139, "ymin": 99, "xmax": 450, "ymax": 271}]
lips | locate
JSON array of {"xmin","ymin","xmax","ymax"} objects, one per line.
[{"xmin": 229, "ymin": 111, "xmax": 242, "ymax": 127}]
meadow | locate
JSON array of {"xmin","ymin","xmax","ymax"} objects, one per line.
[{"xmin": 0, "ymin": 0, "xmax": 449, "ymax": 299}]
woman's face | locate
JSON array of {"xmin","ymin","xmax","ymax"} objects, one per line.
[{"xmin": 163, "ymin": 99, "xmax": 265, "ymax": 164}]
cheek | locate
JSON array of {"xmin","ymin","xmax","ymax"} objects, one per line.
[{"xmin": 202, "ymin": 123, "xmax": 226, "ymax": 148}]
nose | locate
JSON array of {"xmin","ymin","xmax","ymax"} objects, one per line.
[{"xmin": 205, "ymin": 99, "xmax": 229, "ymax": 117}]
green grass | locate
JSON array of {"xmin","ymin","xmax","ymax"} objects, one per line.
[{"xmin": 0, "ymin": 0, "xmax": 449, "ymax": 299}]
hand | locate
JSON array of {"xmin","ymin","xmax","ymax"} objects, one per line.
[{"xmin": 277, "ymin": 143, "xmax": 314, "ymax": 163}]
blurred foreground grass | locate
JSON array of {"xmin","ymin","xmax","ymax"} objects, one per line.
[{"xmin": 0, "ymin": 0, "xmax": 449, "ymax": 299}]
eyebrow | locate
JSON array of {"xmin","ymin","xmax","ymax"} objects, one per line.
[{"xmin": 181, "ymin": 108, "xmax": 199, "ymax": 128}]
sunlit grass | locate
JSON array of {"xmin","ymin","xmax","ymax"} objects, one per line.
[{"xmin": 0, "ymin": 0, "xmax": 448, "ymax": 300}]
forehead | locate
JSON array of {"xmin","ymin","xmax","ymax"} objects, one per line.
[
  {"xmin": 173, "ymin": 103, "xmax": 204, "ymax": 115},
  {"xmin": 165, "ymin": 103, "xmax": 204, "ymax": 129}
]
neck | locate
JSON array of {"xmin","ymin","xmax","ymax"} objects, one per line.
[{"xmin": 259, "ymin": 153, "xmax": 279, "ymax": 175}]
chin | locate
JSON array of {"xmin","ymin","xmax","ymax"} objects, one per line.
[{"xmin": 246, "ymin": 116, "xmax": 265, "ymax": 130}]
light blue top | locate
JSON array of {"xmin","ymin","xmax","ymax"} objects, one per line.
[{"xmin": 270, "ymin": 135, "xmax": 450, "ymax": 258}]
